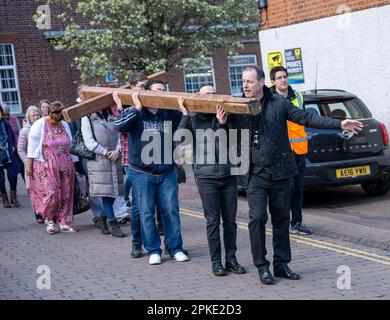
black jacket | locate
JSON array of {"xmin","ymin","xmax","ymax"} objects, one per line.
[
  {"xmin": 230, "ymin": 86, "xmax": 342, "ymax": 182},
  {"xmin": 179, "ymin": 113, "xmax": 231, "ymax": 179}
]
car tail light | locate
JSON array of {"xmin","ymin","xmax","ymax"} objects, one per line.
[{"xmin": 380, "ymin": 123, "xmax": 389, "ymax": 147}]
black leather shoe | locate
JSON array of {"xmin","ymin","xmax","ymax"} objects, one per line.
[
  {"xmin": 212, "ymin": 263, "xmax": 226, "ymax": 276},
  {"xmin": 258, "ymin": 267, "xmax": 275, "ymax": 285},
  {"xmin": 131, "ymin": 243, "xmax": 143, "ymax": 258},
  {"xmin": 274, "ymin": 265, "xmax": 301, "ymax": 280},
  {"xmin": 225, "ymin": 261, "xmax": 246, "ymax": 274}
]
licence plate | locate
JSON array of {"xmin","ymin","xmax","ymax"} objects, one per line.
[{"xmin": 336, "ymin": 166, "xmax": 371, "ymax": 179}]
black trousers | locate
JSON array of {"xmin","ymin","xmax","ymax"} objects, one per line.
[
  {"xmin": 196, "ymin": 176, "xmax": 238, "ymax": 264},
  {"xmin": 290, "ymin": 155, "xmax": 306, "ymax": 226},
  {"xmin": 14, "ymin": 151, "xmax": 25, "ymax": 182},
  {"xmin": 247, "ymin": 173, "xmax": 291, "ymax": 271}
]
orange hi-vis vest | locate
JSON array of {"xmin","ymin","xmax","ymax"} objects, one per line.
[{"xmin": 287, "ymin": 91, "xmax": 308, "ymax": 155}]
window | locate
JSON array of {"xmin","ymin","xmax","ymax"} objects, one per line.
[
  {"xmin": 327, "ymin": 102, "xmax": 350, "ymax": 119},
  {"xmin": 0, "ymin": 44, "xmax": 21, "ymax": 114},
  {"xmin": 326, "ymin": 99, "xmax": 369, "ymax": 119},
  {"xmin": 304, "ymin": 99, "xmax": 370, "ymax": 119},
  {"xmin": 229, "ymin": 54, "xmax": 257, "ymax": 96},
  {"xmin": 183, "ymin": 58, "xmax": 215, "ymax": 93},
  {"xmin": 304, "ymin": 104, "xmax": 321, "ymax": 116}
]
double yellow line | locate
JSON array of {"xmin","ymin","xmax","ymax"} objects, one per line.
[{"xmin": 180, "ymin": 207, "xmax": 390, "ymax": 266}]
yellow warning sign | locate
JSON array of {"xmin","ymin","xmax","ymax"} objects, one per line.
[
  {"xmin": 268, "ymin": 52, "xmax": 283, "ymax": 75},
  {"xmin": 294, "ymin": 48, "xmax": 301, "ymax": 59}
]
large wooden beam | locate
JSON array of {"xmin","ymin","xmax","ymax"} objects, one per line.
[
  {"xmin": 63, "ymin": 87, "xmax": 262, "ymax": 122},
  {"xmin": 62, "ymin": 70, "xmax": 167, "ymax": 122}
]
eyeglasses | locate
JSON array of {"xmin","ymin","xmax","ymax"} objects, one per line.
[
  {"xmin": 3, "ymin": 113, "xmax": 10, "ymax": 116},
  {"xmin": 274, "ymin": 75, "xmax": 288, "ymax": 81}
]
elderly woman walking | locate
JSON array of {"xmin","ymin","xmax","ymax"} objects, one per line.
[
  {"xmin": 81, "ymin": 108, "xmax": 125, "ymax": 238},
  {"xmin": 27, "ymin": 101, "xmax": 78, "ymax": 234},
  {"xmin": 18, "ymin": 105, "xmax": 43, "ymax": 222},
  {"xmin": 0, "ymin": 105, "xmax": 19, "ymax": 208}
]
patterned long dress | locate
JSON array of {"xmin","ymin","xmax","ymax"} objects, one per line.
[{"xmin": 30, "ymin": 119, "xmax": 75, "ymax": 225}]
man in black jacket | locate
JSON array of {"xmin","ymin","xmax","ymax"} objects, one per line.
[
  {"xmin": 178, "ymin": 85, "xmax": 246, "ymax": 276},
  {"xmin": 232, "ymin": 66, "xmax": 363, "ymax": 285}
]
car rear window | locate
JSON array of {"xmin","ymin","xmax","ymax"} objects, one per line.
[{"xmin": 305, "ymin": 98, "xmax": 371, "ymax": 119}]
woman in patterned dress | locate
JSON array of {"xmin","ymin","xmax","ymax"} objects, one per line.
[{"xmin": 27, "ymin": 101, "xmax": 79, "ymax": 234}]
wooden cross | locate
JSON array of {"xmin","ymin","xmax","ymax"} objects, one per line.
[{"xmin": 62, "ymin": 71, "xmax": 262, "ymax": 122}]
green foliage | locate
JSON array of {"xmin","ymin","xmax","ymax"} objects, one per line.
[{"xmin": 45, "ymin": 0, "xmax": 258, "ymax": 83}]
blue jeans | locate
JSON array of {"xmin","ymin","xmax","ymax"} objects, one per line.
[
  {"xmin": 82, "ymin": 158, "xmax": 103, "ymax": 218},
  {"xmin": 0, "ymin": 163, "xmax": 17, "ymax": 193},
  {"xmin": 101, "ymin": 197, "xmax": 115, "ymax": 221},
  {"xmin": 129, "ymin": 168, "xmax": 183, "ymax": 256},
  {"xmin": 124, "ymin": 166, "xmax": 141, "ymax": 245},
  {"xmin": 89, "ymin": 196, "xmax": 103, "ymax": 218},
  {"xmin": 124, "ymin": 165, "xmax": 132, "ymax": 201}
]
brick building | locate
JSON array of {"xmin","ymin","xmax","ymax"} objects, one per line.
[
  {"xmin": 169, "ymin": 42, "xmax": 261, "ymax": 96},
  {"xmin": 0, "ymin": 1, "xmax": 80, "ymax": 115},
  {"xmin": 0, "ymin": 1, "xmax": 261, "ymax": 116},
  {"xmin": 258, "ymin": 0, "xmax": 390, "ymax": 128}
]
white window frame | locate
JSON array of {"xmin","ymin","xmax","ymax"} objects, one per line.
[
  {"xmin": 182, "ymin": 57, "xmax": 216, "ymax": 93},
  {"xmin": 228, "ymin": 54, "xmax": 257, "ymax": 96},
  {"xmin": 0, "ymin": 43, "xmax": 22, "ymax": 114}
]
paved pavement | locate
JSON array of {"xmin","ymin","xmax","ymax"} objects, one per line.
[{"xmin": 1, "ymin": 173, "xmax": 390, "ymax": 300}]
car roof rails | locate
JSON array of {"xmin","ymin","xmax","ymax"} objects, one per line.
[{"xmin": 303, "ymin": 89, "xmax": 347, "ymax": 93}]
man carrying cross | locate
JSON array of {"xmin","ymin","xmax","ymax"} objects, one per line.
[{"xmin": 114, "ymin": 79, "xmax": 190, "ymax": 265}]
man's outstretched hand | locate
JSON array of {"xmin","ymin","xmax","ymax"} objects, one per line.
[{"xmin": 341, "ymin": 119, "xmax": 363, "ymax": 134}]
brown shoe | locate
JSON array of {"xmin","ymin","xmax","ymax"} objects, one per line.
[
  {"xmin": 1, "ymin": 193, "xmax": 11, "ymax": 208},
  {"xmin": 10, "ymin": 191, "xmax": 20, "ymax": 207}
]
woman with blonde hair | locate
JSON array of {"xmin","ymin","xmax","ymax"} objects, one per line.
[{"xmin": 18, "ymin": 105, "xmax": 43, "ymax": 222}]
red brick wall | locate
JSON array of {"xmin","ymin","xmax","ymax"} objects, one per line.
[
  {"xmin": 262, "ymin": 0, "xmax": 390, "ymax": 30},
  {"xmin": 0, "ymin": 1, "xmax": 81, "ymax": 114},
  {"xmin": 168, "ymin": 42, "xmax": 262, "ymax": 94}
]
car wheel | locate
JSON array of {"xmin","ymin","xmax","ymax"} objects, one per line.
[{"xmin": 361, "ymin": 178, "xmax": 390, "ymax": 196}]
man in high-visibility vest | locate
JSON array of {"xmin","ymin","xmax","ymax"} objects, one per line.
[{"xmin": 270, "ymin": 66, "xmax": 312, "ymax": 235}]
